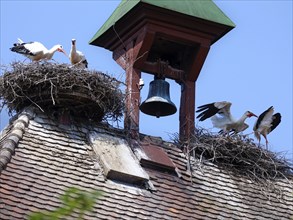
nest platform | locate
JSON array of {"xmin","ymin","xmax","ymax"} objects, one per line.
[{"xmin": 0, "ymin": 62, "xmax": 125, "ymax": 122}]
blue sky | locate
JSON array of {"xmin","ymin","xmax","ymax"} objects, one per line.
[{"xmin": 0, "ymin": 1, "xmax": 292, "ymax": 160}]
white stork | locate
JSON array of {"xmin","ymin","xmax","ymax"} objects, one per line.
[
  {"xmin": 253, "ymin": 106, "xmax": 281, "ymax": 149},
  {"xmin": 69, "ymin": 39, "xmax": 88, "ymax": 68},
  {"xmin": 10, "ymin": 38, "xmax": 67, "ymax": 61},
  {"xmin": 196, "ymin": 101, "xmax": 257, "ymax": 134}
]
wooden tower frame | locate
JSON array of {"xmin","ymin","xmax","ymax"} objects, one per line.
[{"xmin": 89, "ymin": 0, "xmax": 235, "ymax": 140}]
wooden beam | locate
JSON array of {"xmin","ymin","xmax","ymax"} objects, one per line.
[
  {"xmin": 140, "ymin": 61, "xmax": 185, "ymax": 81},
  {"xmin": 113, "ymin": 27, "xmax": 150, "ymax": 70},
  {"xmin": 114, "ymin": 40, "xmax": 142, "ymax": 139},
  {"xmin": 187, "ymin": 45, "xmax": 210, "ymax": 81},
  {"xmin": 147, "ymin": 23, "xmax": 211, "ymax": 45},
  {"xmin": 133, "ymin": 28, "xmax": 156, "ymax": 69},
  {"xmin": 179, "ymin": 80, "xmax": 195, "ymax": 141}
]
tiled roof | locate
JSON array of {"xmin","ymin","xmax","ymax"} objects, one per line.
[{"xmin": 1, "ymin": 107, "xmax": 293, "ymax": 219}]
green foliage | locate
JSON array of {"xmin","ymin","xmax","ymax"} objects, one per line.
[{"xmin": 28, "ymin": 187, "xmax": 102, "ymax": 220}]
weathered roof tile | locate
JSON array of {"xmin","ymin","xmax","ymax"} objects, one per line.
[{"xmin": 1, "ymin": 107, "xmax": 293, "ymax": 219}]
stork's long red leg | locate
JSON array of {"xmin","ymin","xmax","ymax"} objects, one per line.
[{"xmin": 264, "ymin": 135, "xmax": 269, "ymax": 150}]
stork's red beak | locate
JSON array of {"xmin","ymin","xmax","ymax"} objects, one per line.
[{"xmin": 58, "ymin": 48, "xmax": 67, "ymax": 56}]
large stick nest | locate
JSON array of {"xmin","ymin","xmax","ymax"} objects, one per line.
[
  {"xmin": 0, "ymin": 62, "xmax": 125, "ymax": 122},
  {"xmin": 172, "ymin": 128, "xmax": 293, "ymax": 182}
]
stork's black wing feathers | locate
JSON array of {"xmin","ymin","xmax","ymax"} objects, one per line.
[
  {"xmin": 82, "ymin": 59, "xmax": 88, "ymax": 68},
  {"xmin": 196, "ymin": 103, "xmax": 213, "ymax": 110},
  {"xmin": 254, "ymin": 106, "xmax": 273, "ymax": 130},
  {"xmin": 196, "ymin": 102, "xmax": 220, "ymax": 121},
  {"xmin": 270, "ymin": 113, "xmax": 281, "ymax": 133},
  {"xmin": 10, "ymin": 42, "xmax": 35, "ymax": 56}
]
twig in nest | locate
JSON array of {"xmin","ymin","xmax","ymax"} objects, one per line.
[{"xmin": 49, "ymin": 79, "xmax": 56, "ymax": 105}]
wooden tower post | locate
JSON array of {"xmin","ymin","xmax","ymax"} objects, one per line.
[{"xmin": 89, "ymin": 0, "xmax": 235, "ymax": 140}]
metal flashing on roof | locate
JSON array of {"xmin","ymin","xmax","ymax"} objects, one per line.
[
  {"xmin": 136, "ymin": 141, "xmax": 178, "ymax": 175},
  {"xmin": 89, "ymin": 132, "xmax": 150, "ymax": 185}
]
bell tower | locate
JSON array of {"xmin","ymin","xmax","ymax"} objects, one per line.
[{"xmin": 89, "ymin": 0, "xmax": 235, "ymax": 140}]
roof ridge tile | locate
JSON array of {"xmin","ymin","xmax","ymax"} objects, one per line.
[{"xmin": 0, "ymin": 112, "xmax": 30, "ymax": 172}]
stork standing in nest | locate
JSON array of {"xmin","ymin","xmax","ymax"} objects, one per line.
[
  {"xmin": 69, "ymin": 39, "xmax": 88, "ymax": 68},
  {"xmin": 196, "ymin": 101, "xmax": 257, "ymax": 134},
  {"xmin": 253, "ymin": 106, "xmax": 281, "ymax": 149},
  {"xmin": 10, "ymin": 38, "xmax": 67, "ymax": 61}
]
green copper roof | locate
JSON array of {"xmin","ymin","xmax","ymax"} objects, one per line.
[{"xmin": 89, "ymin": 0, "xmax": 235, "ymax": 44}]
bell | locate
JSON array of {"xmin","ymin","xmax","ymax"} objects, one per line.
[{"xmin": 140, "ymin": 79, "xmax": 177, "ymax": 118}]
